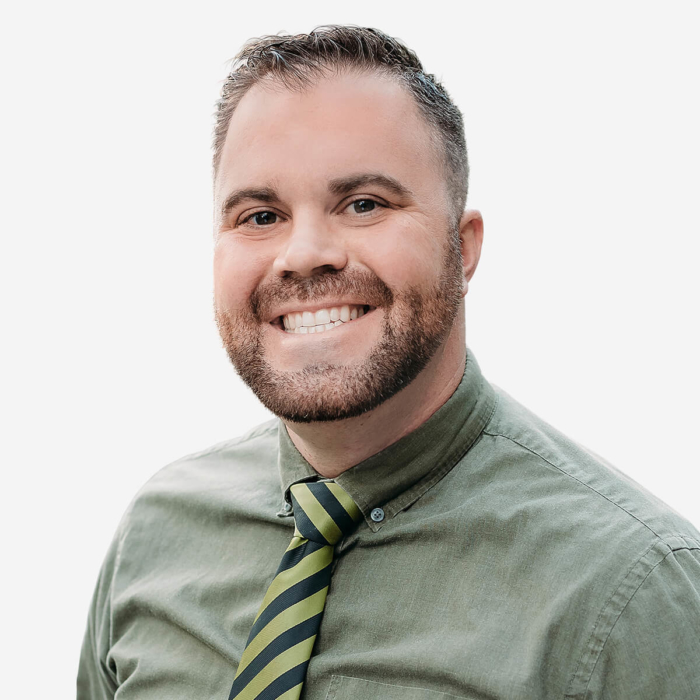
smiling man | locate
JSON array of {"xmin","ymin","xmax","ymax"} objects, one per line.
[{"xmin": 79, "ymin": 25, "xmax": 700, "ymax": 700}]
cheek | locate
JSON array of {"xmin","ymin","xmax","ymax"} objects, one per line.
[
  {"xmin": 213, "ymin": 241, "xmax": 267, "ymax": 311},
  {"xmin": 356, "ymin": 238, "xmax": 444, "ymax": 291}
]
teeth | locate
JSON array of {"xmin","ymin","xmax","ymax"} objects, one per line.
[
  {"xmin": 282, "ymin": 304, "xmax": 368, "ymax": 333},
  {"xmin": 315, "ymin": 309, "xmax": 331, "ymax": 325}
]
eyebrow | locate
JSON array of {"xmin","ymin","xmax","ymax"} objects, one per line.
[
  {"xmin": 220, "ymin": 173, "xmax": 414, "ymax": 218},
  {"xmin": 328, "ymin": 173, "xmax": 413, "ymax": 199}
]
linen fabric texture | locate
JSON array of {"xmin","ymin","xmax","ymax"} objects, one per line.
[{"xmin": 78, "ymin": 348, "xmax": 700, "ymax": 699}]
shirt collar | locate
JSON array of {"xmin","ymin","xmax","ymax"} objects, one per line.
[{"xmin": 277, "ymin": 346, "xmax": 497, "ymax": 531}]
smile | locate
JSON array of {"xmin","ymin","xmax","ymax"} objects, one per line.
[{"xmin": 277, "ymin": 304, "xmax": 372, "ymax": 334}]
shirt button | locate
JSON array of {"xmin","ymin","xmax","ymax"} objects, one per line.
[
  {"xmin": 370, "ymin": 507, "xmax": 385, "ymax": 522},
  {"xmin": 284, "ymin": 502, "xmax": 292, "ymax": 512}
]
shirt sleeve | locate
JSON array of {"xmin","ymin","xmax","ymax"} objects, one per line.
[
  {"xmin": 585, "ymin": 545, "xmax": 700, "ymax": 699},
  {"xmin": 77, "ymin": 529, "xmax": 121, "ymax": 700}
]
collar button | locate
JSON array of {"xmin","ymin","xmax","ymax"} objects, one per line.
[{"xmin": 370, "ymin": 507, "xmax": 385, "ymax": 523}]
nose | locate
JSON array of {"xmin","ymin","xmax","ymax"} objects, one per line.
[{"xmin": 272, "ymin": 217, "xmax": 348, "ymax": 278}]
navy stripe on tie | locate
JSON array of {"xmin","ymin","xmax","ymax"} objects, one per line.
[
  {"xmin": 311, "ymin": 483, "xmax": 358, "ymax": 536},
  {"xmin": 247, "ymin": 564, "xmax": 332, "ymax": 643},
  {"xmin": 276, "ymin": 539, "xmax": 325, "ymax": 574},
  {"xmin": 291, "ymin": 502, "xmax": 329, "ymax": 545},
  {"xmin": 228, "ymin": 613, "xmax": 323, "ymax": 695},
  {"xmin": 256, "ymin": 660, "xmax": 310, "ymax": 700}
]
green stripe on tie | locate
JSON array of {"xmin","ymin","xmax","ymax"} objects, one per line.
[
  {"xmin": 235, "ymin": 636, "xmax": 317, "ymax": 700},
  {"xmin": 252, "ymin": 547, "xmax": 333, "ymax": 625},
  {"xmin": 236, "ymin": 588, "xmax": 328, "ymax": 676},
  {"xmin": 325, "ymin": 482, "xmax": 362, "ymax": 522}
]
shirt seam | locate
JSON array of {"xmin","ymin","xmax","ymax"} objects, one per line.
[
  {"xmin": 481, "ymin": 430, "xmax": 700, "ymax": 700},
  {"xmin": 563, "ymin": 538, "xmax": 662, "ymax": 698},
  {"xmin": 565, "ymin": 545, "xmax": 698, "ymax": 699},
  {"xmin": 137, "ymin": 422, "xmax": 279, "ymax": 496},
  {"xmin": 328, "ymin": 674, "xmax": 472, "ymax": 699},
  {"xmin": 174, "ymin": 421, "xmax": 278, "ymax": 464},
  {"xmin": 481, "ymin": 429, "xmax": 667, "ymax": 543}
]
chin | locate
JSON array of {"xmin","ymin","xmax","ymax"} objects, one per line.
[{"xmin": 236, "ymin": 333, "xmax": 437, "ymax": 423}]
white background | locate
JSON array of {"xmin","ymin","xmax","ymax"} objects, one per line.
[{"xmin": 2, "ymin": 1, "xmax": 698, "ymax": 694}]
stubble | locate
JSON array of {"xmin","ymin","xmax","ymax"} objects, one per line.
[{"xmin": 215, "ymin": 233, "xmax": 464, "ymax": 423}]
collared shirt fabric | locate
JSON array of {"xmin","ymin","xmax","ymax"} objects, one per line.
[{"xmin": 78, "ymin": 348, "xmax": 700, "ymax": 699}]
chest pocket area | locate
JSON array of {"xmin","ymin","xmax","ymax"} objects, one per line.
[{"xmin": 326, "ymin": 675, "xmax": 472, "ymax": 700}]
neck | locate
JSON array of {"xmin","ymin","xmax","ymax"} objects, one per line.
[{"xmin": 283, "ymin": 319, "xmax": 467, "ymax": 478}]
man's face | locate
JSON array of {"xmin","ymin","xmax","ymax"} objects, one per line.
[{"xmin": 213, "ymin": 70, "xmax": 466, "ymax": 422}]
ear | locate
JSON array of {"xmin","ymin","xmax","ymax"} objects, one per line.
[{"xmin": 458, "ymin": 209, "xmax": 484, "ymax": 297}]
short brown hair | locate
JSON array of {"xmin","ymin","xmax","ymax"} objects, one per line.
[{"xmin": 213, "ymin": 24, "xmax": 469, "ymax": 229}]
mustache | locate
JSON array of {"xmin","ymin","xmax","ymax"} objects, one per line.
[{"xmin": 250, "ymin": 269, "xmax": 394, "ymax": 321}]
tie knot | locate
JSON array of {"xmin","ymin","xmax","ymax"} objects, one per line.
[{"xmin": 289, "ymin": 480, "xmax": 363, "ymax": 545}]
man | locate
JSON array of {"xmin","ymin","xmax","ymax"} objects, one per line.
[{"xmin": 78, "ymin": 25, "xmax": 700, "ymax": 700}]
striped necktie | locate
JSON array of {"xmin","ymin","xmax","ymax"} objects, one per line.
[{"xmin": 228, "ymin": 480, "xmax": 363, "ymax": 700}]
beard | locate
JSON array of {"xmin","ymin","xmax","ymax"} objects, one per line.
[{"xmin": 215, "ymin": 233, "xmax": 464, "ymax": 423}]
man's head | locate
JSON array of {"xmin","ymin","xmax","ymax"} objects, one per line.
[{"xmin": 212, "ymin": 25, "xmax": 483, "ymax": 423}]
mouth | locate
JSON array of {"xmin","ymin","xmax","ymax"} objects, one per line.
[{"xmin": 272, "ymin": 304, "xmax": 374, "ymax": 334}]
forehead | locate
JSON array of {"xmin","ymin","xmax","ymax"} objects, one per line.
[{"xmin": 215, "ymin": 70, "xmax": 444, "ymax": 200}]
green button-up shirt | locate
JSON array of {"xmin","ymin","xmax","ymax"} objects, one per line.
[{"xmin": 78, "ymin": 348, "xmax": 700, "ymax": 699}]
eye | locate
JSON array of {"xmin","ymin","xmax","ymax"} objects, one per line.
[
  {"xmin": 346, "ymin": 198, "xmax": 386, "ymax": 215},
  {"xmin": 239, "ymin": 210, "xmax": 278, "ymax": 227}
]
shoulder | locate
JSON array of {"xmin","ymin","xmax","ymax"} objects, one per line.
[
  {"xmin": 135, "ymin": 417, "xmax": 279, "ymax": 498},
  {"xmin": 464, "ymin": 387, "xmax": 700, "ymax": 700},
  {"xmin": 114, "ymin": 417, "xmax": 282, "ymax": 549},
  {"xmin": 104, "ymin": 416, "xmax": 283, "ymax": 594},
  {"xmin": 79, "ymin": 418, "xmax": 283, "ymax": 694},
  {"xmin": 578, "ymin": 545, "xmax": 700, "ymax": 698},
  {"xmin": 476, "ymin": 385, "xmax": 700, "ymax": 697},
  {"xmin": 149, "ymin": 417, "xmax": 279, "ymax": 480},
  {"xmin": 482, "ymin": 384, "xmax": 700, "ymax": 548}
]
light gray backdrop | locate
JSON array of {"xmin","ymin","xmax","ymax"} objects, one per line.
[{"xmin": 2, "ymin": 1, "xmax": 698, "ymax": 694}]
